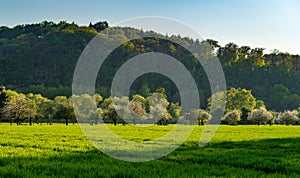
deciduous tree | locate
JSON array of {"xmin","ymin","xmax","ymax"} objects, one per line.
[{"xmin": 247, "ymin": 107, "xmax": 273, "ymax": 125}]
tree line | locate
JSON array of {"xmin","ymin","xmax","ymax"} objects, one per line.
[
  {"xmin": 1, "ymin": 86, "xmax": 299, "ymax": 126},
  {"xmin": 1, "ymin": 21, "xmax": 300, "ymax": 111}
]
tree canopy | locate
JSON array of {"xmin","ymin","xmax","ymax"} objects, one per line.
[{"xmin": 1, "ymin": 21, "xmax": 300, "ymax": 111}]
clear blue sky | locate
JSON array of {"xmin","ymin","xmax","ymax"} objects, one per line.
[{"xmin": 1, "ymin": 0, "xmax": 300, "ymax": 54}]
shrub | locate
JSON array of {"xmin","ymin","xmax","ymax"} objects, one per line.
[
  {"xmin": 222, "ymin": 110, "xmax": 241, "ymax": 125},
  {"xmin": 189, "ymin": 109, "xmax": 211, "ymax": 125},
  {"xmin": 247, "ymin": 107, "xmax": 273, "ymax": 125},
  {"xmin": 278, "ymin": 110, "xmax": 299, "ymax": 125}
]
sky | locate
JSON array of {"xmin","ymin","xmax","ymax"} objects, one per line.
[{"xmin": 1, "ymin": 0, "xmax": 300, "ymax": 54}]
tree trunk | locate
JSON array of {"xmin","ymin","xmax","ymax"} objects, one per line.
[
  {"xmin": 48, "ymin": 114, "xmax": 52, "ymax": 125},
  {"xmin": 66, "ymin": 118, "xmax": 68, "ymax": 126},
  {"xmin": 113, "ymin": 119, "xmax": 117, "ymax": 126},
  {"xmin": 29, "ymin": 117, "xmax": 32, "ymax": 126}
]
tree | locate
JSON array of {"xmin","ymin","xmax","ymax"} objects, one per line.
[
  {"xmin": 217, "ymin": 42, "xmax": 239, "ymax": 65},
  {"xmin": 268, "ymin": 110, "xmax": 277, "ymax": 125},
  {"xmin": 130, "ymin": 100, "xmax": 146, "ymax": 125},
  {"xmin": 198, "ymin": 39, "xmax": 220, "ymax": 58},
  {"xmin": 197, "ymin": 109, "xmax": 211, "ymax": 125},
  {"xmin": 0, "ymin": 86, "xmax": 7, "ymax": 108},
  {"xmin": 93, "ymin": 93, "xmax": 103, "ymax": 108},
  {"xmin": 44, "ymin": 100, "xmax": 55, "ymax": 125},
  {"xmin": 100, "ymin": 97, "xmax": 119, "ymax": 125},
  {"xmin": 2, "ymin": 96, "xmax": 36, "ymax": 125},
  {"xmin": 147, "ymin": 92, "xmax": 170, "ymax": 125},
  {"xmin": 205, "ymin": 39, "xmax": 220, "ymax": 49},
  {"xmin": 53, "ymin": 96, "xmax": 75, "ymax": 125},
  {"xmin": 132, "ymin": 94, "xmax": 147, "ymax": 110},
  {"xmin": 247, "ymin": 107, "xmax": 273, "ymax": 125},
  {"xmin": 240, "ymin": 107, "xmax": 251, "ymax": 124},
  {"xmin": 72, "ymin": 94, "xmax": 99, "ymax": 124},
  {"xmin": 268, "ymin": 84, "xmax": 290, "ymax": 111},
  {"xmin": 248, "ymin": 48, "xmax": 265, "ymax": 67},
  {"xmin": 255, "ymin": 100, "xmax": 266, "ymax": 109},
  {"xmin": 208, "ymin": 88, "xmax": 257, "ymax": 113},
  {"xmin": 5, "ymin": 90, "xmax": 20, "ymax": 101},
  {"xmin": 226, "ymin": 88, "xmax": 257, "ymax": 112},
  {"xmin": 139, "ymin": 83, "xmax": 151, "ymax": 97},
  {"xmin": 112, "ymin": 96, "xmax": 132, "ymax": 125},
  {"xmin": 189, "ymin": 109, "xmax": 211, "ymax": 125},
  {"xmin": 89, "ymin": 21, "xmax": 108, "ymax": 32},
  {"xmin": 26, "ymin": 93, "xmax": 51, "ymax": 125},
  {"xmin": 4, "ymin": 21, "xmax": 300, "ymax": 112},
  {"xmin": 158, "ymin": 111, "xmax": 172, "ymax": 125},
  {"xmin": 278, "ymin": 110, "xmax": 299, "ymax": 125},
  {"xmin": 0, "ymin": 86, "xmax": 8, "ymax": 121},
  {"xmin": 238, "ymin": 46, "xmax": 251, "ymax": 61},
  {"xmin": 168, "ymin": 103, "xmax": 181, "ymax": 121},
  {"xmin": 222, "ymin": 110, "xmax": 241, "ymax": 125},
  {"xmin": 100, "ymin": 93, "xmax": 171, "ymax": 126}
]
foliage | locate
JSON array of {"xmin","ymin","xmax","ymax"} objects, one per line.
[
  {"xmin": 147, "ymin": 92, "xmax": 171, "ymax": 125},
  {"xmin": 255, "ymin": 99, "xmax": 266, "ymax": 109},
  {"xmin": 72, "ymin": 94, "xmax": 100, "ymax": 124},
  {"xmin": 26, "ymin": 93, "xmax": 51, "ymax": 121},
  {"xmin": 225, "ymin": 88, "xmax": 256, "ymax": 112},
  {"xmin": 53, "ymin": 96, "xmax": 75, "ymax": 125},
  {"xmin": 222, "ymin": 110, "xmax": 241, "ymax": 125},
  {"xmin": 168, "ymin": 102, "xmax": 181, "ymax": 121},
  {"xmin": 1, "ymin": 96, "xmax": 36, "ymax": 125},
  {"xmin": 130, "ymin": 100, "xmax": 146, "ymax": 121},
  {"xmin": 198, "ymin": 109, "xmax": 211, "ymax": 125},
  {"xmin": 247, "ymin": 107, "xmax": 273, "ymax": 125},
  {"xmin": 1, "ymin": 21, "xmax": 300, "ymax": 111},
  {"xmin": 2, "ymin": 86, "xmax": 300, "ymax": 126},
  {"xmin": 208, "ymin": 88, "xmax": 257, "ymax": 113},
  {"xmin": 278, "ymin": 110, "xmax": 299, "ymax": 125},
  {"xmin": 189, "ymin": 109, "xmax": 211, "ymax": 125},
  {"xmin": 0, "ymin": 86, "xmax": 7, "ymax": 108},
  {"xmin": 99, "ymin": 97, "xmax": 119, "ymax": 125},
  {"xmin": 88, "ymin": 21, "xmax": 109, "ymax": 32}
]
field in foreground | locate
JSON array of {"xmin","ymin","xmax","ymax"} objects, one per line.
[{"xmin": 0, "ymin": 124, "xmax": 300, "ymax": 177}]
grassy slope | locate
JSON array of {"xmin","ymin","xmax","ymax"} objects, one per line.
[{"xmin": 0, "ymin": 124, "xmax": 300, "ymax": 177}]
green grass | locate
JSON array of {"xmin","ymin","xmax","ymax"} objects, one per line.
[{"xmin": 0, "ymin": 124, "xmax": 300, "ymax": 177}]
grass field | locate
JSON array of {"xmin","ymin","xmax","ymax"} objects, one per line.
[{"xmin": 0, "ymin": 124, "xmax": 300, "ymax": 177}]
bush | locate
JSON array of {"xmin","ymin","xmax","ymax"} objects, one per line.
[
  {"xmin": 278, "ymin": 110, "xmax": 299, "ymax": 125},
  {"xmin": 198, "ymin": 109, "xmax": 211, "ymax": 125},
  {"xmin": 222, "ymin": 110, "xmax": 241, "ymax": 125},
  {"xmin": 247, "ymin": 107, "xmax": 273, "ymax": 125},
  {"xmin": 189, "ymin": 109, "xmax": 211, "ymax": 125}
]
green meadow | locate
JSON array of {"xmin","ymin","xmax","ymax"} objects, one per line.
[{"xmin": 0, "ymin": 124, "xmax": 300, "ymax": 177}]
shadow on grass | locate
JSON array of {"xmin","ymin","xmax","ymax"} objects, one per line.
[{"xmin": 1, "ymin": 137, "xmax": 300, "ymax": 177}]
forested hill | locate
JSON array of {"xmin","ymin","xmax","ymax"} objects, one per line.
[{"xmin": 1, "ymin": 21, "xmax": 300, "ymax": 111}]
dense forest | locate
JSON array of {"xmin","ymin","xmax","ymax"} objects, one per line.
[{"xmin": 1, "ymin": 21, "xmax": 300, "ymax": 111}]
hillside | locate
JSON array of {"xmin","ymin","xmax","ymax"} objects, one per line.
[{"xmin": 0, "ymin": 21, "xmax": 300, "ymax": 111}]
